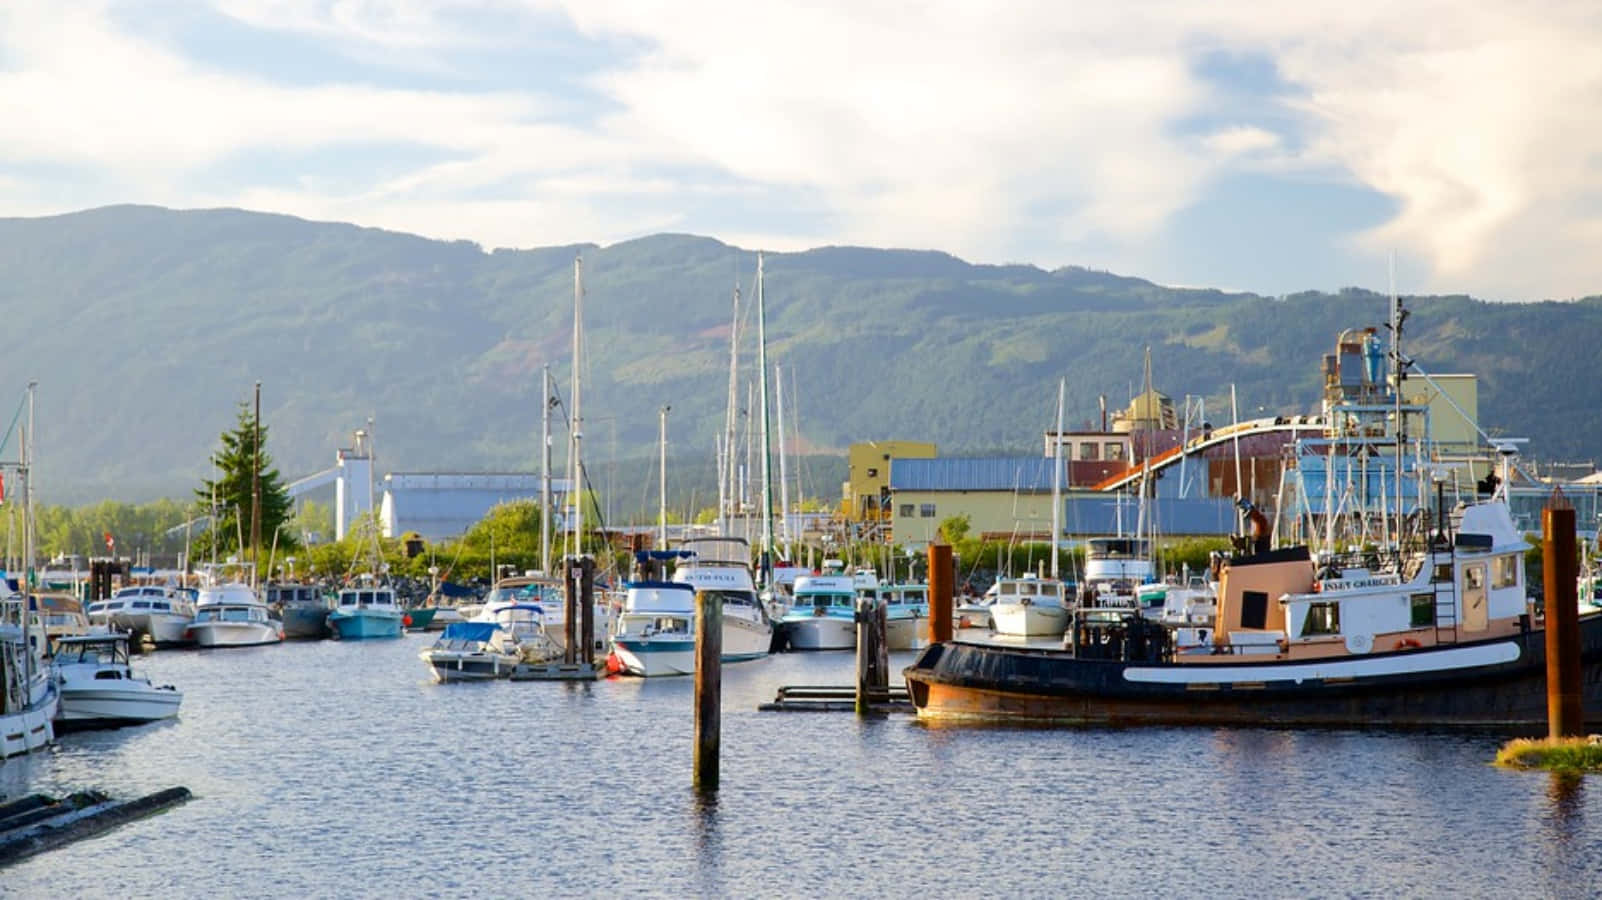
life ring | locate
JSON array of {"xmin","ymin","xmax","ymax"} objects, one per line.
[{"xmin": 1394, "ymin": 637, "xmax": 1423, "ymax": 651}]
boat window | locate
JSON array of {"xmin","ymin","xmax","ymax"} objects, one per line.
[
  {"xmin": 1463, "ymin": 567, "xmax": 1484, "ymax": 591},
  {"xmin": 1020, "ymin": 583, "xmax": 1037, "ymax": 596},
  {"xmin": 359, "ymin": 591, "xmax": 373, "ymax": 604},
  {"xmin": 153, "ymin": 602, "xmax": 169, "ymax": 611},
  {"xmin": 1300, "ymin": 601, "xmax": 1340, "ymax": 636},
  {"xmin": 133, "ymin": 601, "xmax": 152, "ymax": 609},
  {"xmin": 1041, "ymin": 584, "xmax": 1061, "ymax": 598},
  {"xmin": 1493, "ymin": 555, "xmax": 1518, "ymax": 589},
  {"xmin": 1410, "ymin": 593, "xmax": 1434, "ymax": 628},
  {"xmin": 1106, "ymin": 443, "xmax": 1125, "ymax": 461},
  {"xmin": 94, "ymin": 670, "xmax": 124, "ymax": 680},
  {"xmin": 340, "ymin": 593, "xmax": 356, "ymax": 606},
  {"xmin": 143, "ymin": 588, "xmax": 162, "ymax": 596},
  {"xmin": 1240, "ymin": 591, "xmax": 1269, "ymax": 630},
  {"xmin": 653, "ymin": 617, "xmax": 688, "ymax": 634},
  {"xmin": 1079, "ymin": 442, "xmax": 1099, "ymax": 461},
  {"xmin": 1432, "ymin": 563, "xmax": 1452, "ymax": 584}
]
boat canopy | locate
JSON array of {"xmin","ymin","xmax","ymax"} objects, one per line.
[{"xmin": 441, "ymin": 622, "xmax": 500, "ymax": 642}]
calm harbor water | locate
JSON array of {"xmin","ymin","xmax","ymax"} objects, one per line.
[{"xmin": 4, "ymin": 635, "xmax": 1600, "ymax": 898}]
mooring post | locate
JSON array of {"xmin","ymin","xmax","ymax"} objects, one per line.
[
  {"xmin": 1543, "ymin": 490, "xmax": 1583, "ymax": 738},
  {"xmin": 856, "ymin": 596, "xmax": 874, "ymax": 715},
  {"xmin": 694, "ymin": 588, "xmax": 722, "ymax": 791},
  {"xmin": 563, "ymin": 557, "xmax": 578, "ymax": 665},
  {"xmin": 579, "ymin": 556, "xmax": 596, "ymax": 666},
  {"xmin": 874, "ymin": 597, "xmax": 889, "ymax": 692},
  {"xmin": 928, "ymin": 543, "xmax": 954, "ymax": 644}
]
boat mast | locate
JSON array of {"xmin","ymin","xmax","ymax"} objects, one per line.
[
  {"xmin": 722, "ymin": 282, "xmax": 741, "ymax": 535},
  {"xmin": 541, "ymin": 365, "xmax": 552, "ymax": 575},
  {"xmin": 658, "ymin": 404, "xmax": 669, "ymax": 549},
  {"xmin": 252, "ymin": 380, "xmax": 262, "ymax": 589},
  {"xmin": 571, "ymin": 254, "xmax": 585, "ymax": 558},
  {"xmin": 776, "ymin": 364, "xmax": 790, "ymax": 552},
  {"xmin": 1051, "ymin": 377, "xmax": 1064, "ymax": 581},
  {"xmin": 756, "ymin": 252, "xmax": 775, "ymax": 584},
  {"xmin": 20, "ymin": 381, "xmax": 34, "ymax": 690},
  {"xmin": 1390, "ymin": 260, "xmax": 1406, "ymax": 547}
]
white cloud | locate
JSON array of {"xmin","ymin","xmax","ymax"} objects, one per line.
[{"xmin": 0, "ymin": 1, "xmax": 1599, "ymax": 298}]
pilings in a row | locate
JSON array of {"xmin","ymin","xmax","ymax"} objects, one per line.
[
  {"xmin": 694, "ymin": 588, "xmax": 723, "ymax": 793},
  {"xmin": 1543, "ymin": 491, "xmax": 1583, "ymax": 738}
]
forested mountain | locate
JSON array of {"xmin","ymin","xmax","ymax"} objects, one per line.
[{"xmin": 1, "ymin": 204, "xmax": 1597, "ymax": 506}]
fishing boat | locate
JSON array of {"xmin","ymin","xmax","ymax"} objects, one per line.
[
  {"xmin": 188, "ymin": 580, "xmax": 282, "ymax": 647},
  {"xmin": 2, "ymin": 593, "xmax": 57, "ymax": 759},
  {"xmin": 905, "ymin": 496, "xmax": 1602, "ymax": 728},
  {"xmin": 90, "ymin": 584, "xmax": 196, "ymax": 647},
  {"xmin": 327, "ymin": 582, "xmax": 404, "ymax": 640},
  {"xmin": 51, "ymin": 632, "xmax": 182, "ymax": 731},
  {"xmin": 883, "ymin": 583, "xmax": 930, "ymax": 650},
  {"xmin": 418, "ymin": 622, "xmax": 522, "ymax": 682},
  {"xmin": 265, "ymin": 582, "xmax": 332, "ymax": 639},
  {"xmin": 782, "ymin": 570, "xmax": 858, "ymax": 651},
  {"xmin": 988, "ymin": 575, "xmax": 1071, "ymax": 638},
  {"xmin": 609, "ymin": 575, "xmax": 698, "ymax": 677}
]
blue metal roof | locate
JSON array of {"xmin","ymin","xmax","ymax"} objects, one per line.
[
  {"xmin": 1062, "ymin": 497, "xmax": 1238, "ymax": 536},
  {"xmin": 890, "ymin": 457, "xmax": 1068, "ymax": 492}
]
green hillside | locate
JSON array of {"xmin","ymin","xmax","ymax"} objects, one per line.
[{"xmin": 1, "ymin": 204, "xmax": 1597, "ymax": 506}]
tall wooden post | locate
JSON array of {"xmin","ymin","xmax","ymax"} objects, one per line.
[
  {"xmin": 694, "ymin": 589, "xmax": 722, "ymax": 792},
  {"xmin": 928, "ymin": 543, "xmax": 954, "ymax": 644},
  {"xmin": 563, "ymin": 558, "xmax": 578, "ymax": 665},
  {"xmin": 579, "ymin": 556, "xmax": 596, "ymax": 666},
  {"xmin": 1543, "ymin": 491, "xmax": 1583, "ymax": 738},
  {"xmin": 856, "ymin": 597, "xmax": 874, "ymax": 714}
]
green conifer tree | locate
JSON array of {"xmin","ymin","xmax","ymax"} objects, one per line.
[{"xmin": 194, "ymin": 401, "xmax": 294, "ymax": 564}]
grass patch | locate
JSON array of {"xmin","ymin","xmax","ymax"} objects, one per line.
[{"xmin": 1495, "ymin": 736, "xmax": 1602, "ymax": 773}]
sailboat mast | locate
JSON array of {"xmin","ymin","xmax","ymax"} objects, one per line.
[
  {"xmin": 756, "ymin": 252, "xmax": 775, "ymax": 582},
  {"xmin": 571, "ymin": 255, "xmax": 585, "ymax": 556},
  {"xmin": 541, "ymin": 365, "xmax": 552, "ymax": 575},
  {"xmin": 776, "ymin": 364, "xmax": 790, "ymax": 552},
  {"xmin": 1051, "ymin": 377, "xmax": 1064, "ymax": 581},
  {"xmin": 658, "ymin": 405, "xmax": 669, "ymax": 548},
  {"xmin": 722, "ymin": 283, "xmax": 741, "ymax": 533},
  {"xmin": 252, "ymin": 380, "xmax": 262, "ymax": 589},
  {"xmin": 1390, "ymin": 262, "xmax": 1406, "ymax": 546},
  {"xmin": 20, "ymin": 381, "xmax": 34, "ymax": 688}
]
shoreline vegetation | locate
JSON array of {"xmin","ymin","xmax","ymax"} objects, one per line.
[{"xmin": 1495, "ymin": 736, "xmax": 1602, "ymax": 774}]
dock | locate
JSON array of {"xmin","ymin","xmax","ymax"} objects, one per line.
[
  {"xmin": 1, "ymin": 787, "xmax": 192, "ymax": 867},
  {"xmin": 758, "ymin": 683, "xmax": 913, "ymax": 713},
  {"xmin": 508, "ymin": 661, "xmax": 602, "ymax": 681}
]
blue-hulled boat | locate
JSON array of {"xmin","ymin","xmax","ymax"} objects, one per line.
[
  {"xmin": 327, "ymin": 585, "xmax": 404, "ymax": 640},
  {"xmin": 780, "ymin": 572, "xmax": 858, "ymax": 650}
]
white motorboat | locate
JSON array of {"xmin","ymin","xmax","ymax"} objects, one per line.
[
  {"xmin": 609, "ymin": 577, "xmax": 698, "ymax": 677},
  {"xmin": 674, "ymin": 538, "xmax": 773, "ymax": 661},
  {"xmin": 988, "ymin": 574, "xmax": 1071, "ymax": 637},
  {"xmin": 781, "ymin": 572, "xmax": 858, "ymax": 650},
  {"xmin": 52, "ymin": 632, "xmax": 182, "ymax": 730},
  {"xmin": 88, "ymin": 584, "xmax": 197, "ymax": 646},
  {"xmin": 882, "ymin": 583, "xmax": 930, "ymax": 650},
  {"xmin": 2, "ymin": 592, "xmax": 58, "ymax": 759},
  {"xmin": 188, "ymin": 581, "xmax": 282, "ymax": 647},
  {"xmin": 29, "ymin": 591, "xmax": 101, "ymax": 655},
  {"xmin": 610, "ymin": 541, "xmax": 774, "ymax": 676},
  {"xmin": 477, "ymin": 574, "xmax": 608, "ymax": 655},
  {"xmin": 419, "ymin": 622, "xmax": 523, "ymax": 682}
]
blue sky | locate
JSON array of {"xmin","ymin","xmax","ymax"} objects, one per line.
[{"xmin": 2, "ymin": 1, "xmax": 1597, "ymax": 300}]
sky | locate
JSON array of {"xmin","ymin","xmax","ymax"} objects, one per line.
[{"xmin": 1, "ymin": 1, "xmax": 1598, "ymax": 301}]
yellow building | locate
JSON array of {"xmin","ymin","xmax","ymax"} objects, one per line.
[
  {"xmin": 1400, "ymin": 373, "xmax": 1479, "ymax": 455},
  {"xmin": 843, "ymin": 440, "xmax": 936, "ymax": 522},
  {"xmin": 887, "ymin": 457, "xmax": 1064, "ymax": 547}
]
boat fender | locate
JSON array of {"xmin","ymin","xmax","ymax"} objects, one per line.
[{"xmin": 1394, "ymin": 637, "xmax": 1423, "ymax": 650}]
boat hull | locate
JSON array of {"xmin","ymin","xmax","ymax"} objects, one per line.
[
  {"xmin": 110, "ymin": 612, "xmax": 194, "ymax": 646},
  {"xmin": 903, "ymin": 619, "xmax": 1602, "ymax": 730},
  {"xmin": 0, "ymin": 688, "xmax": 57, "ymax": 759},
  {"xmin": 784, "ymin": 615, "xmax": 857, "ymax": 651},
  {"xmin": 328, "ymin": 609, "xmax": 404, "ymax": 640},
  {"xmin": 279, "ymin": 605, "xmax": 332, "ymax": 640},
  {"xmin": 420, "ymin": 650, "xmax": 519, "ymax": 683},
  {"xmin": 990, "ymin": 604, "xmax": 1069, "ymax": 638},
  {"xmin": 886, "ymin": 613, "xmax": 927, "ymax": 650},
  {"xmin": 403, "ymin": 608, "xmax": 439, "ymax": 631},
  {"xmin": 613, "ymin": 619, "xmax": 772, "ymax": 677},
  {"xmin": 188, "ymin": 621, "xmax": 283, "ymax": 647},
  {"xmin": 56, "ymin": 686, "xmax": 182, "ymax": 731}
]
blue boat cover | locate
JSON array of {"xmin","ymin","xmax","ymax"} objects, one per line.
[
  {"xmin": 442, "ymin": 622, "xmax": 500, "ymax": 641},
  {"xmin": 436, "ymin": 580, "xmax": 476, "ymax": 598},
  {"xmin": 635, "ymin": 550, "xmax": 694, "ymax": 563}
]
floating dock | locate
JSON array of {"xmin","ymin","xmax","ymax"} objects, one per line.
[
  {"xmin": 759, "ymin": 683, "xmax": 913, "ymax": 713},
  {"xmin": 509, "ymin": 661, "xmax": 601, "ymax": 681},
  {"xmin": 0, "ymin": 787, "xmax": 192, "ymax": 866}
]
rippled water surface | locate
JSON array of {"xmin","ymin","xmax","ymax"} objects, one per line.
[{"xmin": 4, "ymin": 635, "xmax": 1601, "ymax": 897}]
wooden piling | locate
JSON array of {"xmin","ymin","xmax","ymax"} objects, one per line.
[
  {"xmin": 694, "ymin": 588, "xmax": 722, "ymax": 792},
  {"xmin": 928, "ymin": 543, "xmax": 954, "ymax": 644},
  {"xmin": 1543, "ymin": 491, "xmax": 1583, "ymax": 738},
  {"xmin": 563, "ymin": 558, "xmax": 578, "ymax": 665},
  {"xmin": 579, "ymin": 556, "xmax": 596, "ymax": 666}
]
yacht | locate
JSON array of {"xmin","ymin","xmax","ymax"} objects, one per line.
[
  {"xmin": 189, "ymin": 581, "xmax": 282, "ymax": 647},
  {"xmin": 52, "ymin": 632, "xmax": 182, "ymax": 731},
  {"xmin": 327, "ymin": 583, "xmax": 404, "ymax": 640},
  {"xmin": 610, "ymin": 540, "xmax": 773, "ymax": 677},
  {"xmin": 89, "ymin": 584, "xmax": 196, "ymax": 647},
  {"xmin": 988, "ymin": 574, "xmax": 1071, "ymax": 638},
  {"xmin": 2, "ymin": 593, "xmax": 57, "ymax": 759},
  {"xmin": 419, "ymin": 622, "xmax": 523, "ymax": 682},
  {"xmin": 266, "ymin": 582, "xmax": 332, "ymax": 639}
]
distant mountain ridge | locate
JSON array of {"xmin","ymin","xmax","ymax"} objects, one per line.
[{"xmin": 1, "ymin": 204, "xmax": 1597, "ymax": 506}]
